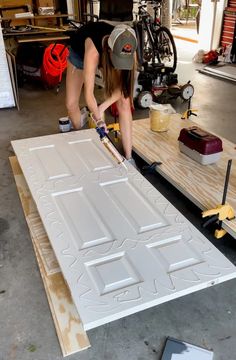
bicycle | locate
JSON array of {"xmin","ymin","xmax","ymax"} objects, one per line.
[{"xmin": 133, "ymin": 0, "xmax": 177, "ymax": 72}]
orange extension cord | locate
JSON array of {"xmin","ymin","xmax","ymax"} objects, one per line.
[{"xmin": 42, "ymin": 43, "xmax": 69, "ymax": 89}]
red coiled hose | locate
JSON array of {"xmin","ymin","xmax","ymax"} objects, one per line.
[{"xmin": 42, "ymin": 43, "xmax": 69, "ymax": 88}]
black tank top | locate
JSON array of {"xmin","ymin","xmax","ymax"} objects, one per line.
[{"xmin": 70, "ymin": 21, "xmax": 114, "ymax": 60}]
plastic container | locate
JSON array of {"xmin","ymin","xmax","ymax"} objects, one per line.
[
  {"xmin": 179, "ymin": 142, "xmax": 222, "ymax": 165},
  {"xmin": 149, "ymin": 104, "xmax": 175, "ymax": 132},
  {"xmin": 59, "ymin": 117, "xmax": 71, "ymax": 132},
  {"xmin": 178, "ymin": 126, "xmax": 223, "ymax": 165}
]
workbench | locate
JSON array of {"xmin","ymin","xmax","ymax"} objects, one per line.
[
  {"xmin": 132, "ymin": 116, "xmax": 236, "ymax": 238},
  {"xmin": 1, "ymin": 14, "xmax": 72, "ymax": 43}
]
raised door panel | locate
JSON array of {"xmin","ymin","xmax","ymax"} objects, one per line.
[{"xmin": 12, "ymin": 129, "xmax": 236, "ymax": 330}]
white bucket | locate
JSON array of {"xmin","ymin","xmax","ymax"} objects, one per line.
[{"xmin": 149, "ymin": 104, "xmax": 175, "ymax": 132}]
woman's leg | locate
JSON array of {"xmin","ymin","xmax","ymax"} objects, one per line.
[
  {"xmin": 66, "ymin": 60, "xmax": 84, "ymax": 130},
  {"xmin": 116, "ymin": 97, "xmax": 133, "ymax": 160}
]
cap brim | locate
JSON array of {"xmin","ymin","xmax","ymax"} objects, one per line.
[{"xmin": 110, "ymin": 52, "xmax": 133, "ymax": 70}]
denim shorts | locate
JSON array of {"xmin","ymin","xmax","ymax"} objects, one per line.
[{"xmin": 68, "ymin": 47, "xmax": 84, "ymax": 69}]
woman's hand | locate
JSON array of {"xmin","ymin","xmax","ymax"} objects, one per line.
[
  {"xmin": 96, "ymin": 107, "xmax": 108, "ymax": 133},
  {"xmin": 90, "ymin": 112, "xmax": 108, "ymax": 133},
  {"xmin": 96, "ymin": 118, "xmax": 108, "ymax": 133}
]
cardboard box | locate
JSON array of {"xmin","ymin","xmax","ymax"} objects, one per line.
[
  {"xmin": 38, "ymin": 6, "xmax": 55, "ymax": 15},
  {"xmin": 35, "ymin": 0, "xmax": 60, "ymax": 10},
  {"xmin": 36, "ymin": 0, "xmax": 54, "ymax": 7}
]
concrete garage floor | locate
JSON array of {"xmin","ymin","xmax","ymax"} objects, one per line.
[{"xmin": 1, "ymin": 39, "xmax": 236, "ymax": 360}]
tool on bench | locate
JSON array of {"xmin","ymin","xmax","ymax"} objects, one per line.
[
  {"xmin": 202, "ymin": 159, "xmax": 235, "ymax": 238},
  {"xmin": 181, "ymin": 94, "xmax": 198, "ymax": 120},
  {"xmin": 181, "ymin": 109, "xmax": 198, "ymax": 120}
]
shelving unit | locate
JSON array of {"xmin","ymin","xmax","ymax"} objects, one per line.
[
  {"xmin": 0, "ymin": 13, "xmax": 73, "ymax": 26},
  {"xmin": 0, "ymin": 13, "xmax": 73, "ymax": 43}
]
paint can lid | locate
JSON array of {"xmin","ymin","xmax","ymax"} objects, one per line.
[{"xmin": 59, "ymin": 117, "xmax": 70, "ymax": 125}]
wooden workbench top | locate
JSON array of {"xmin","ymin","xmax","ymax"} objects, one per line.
[
  {"xmin": 17, "ymin": 35, "xmax": 69, "ymax": 43},
  {"xmin": 0, "ymin": 14, "xmax": 72, "ymax": 21},
  {"xmin": 132, "ymin": 116, "xmax": 236, "ymax": 238}
]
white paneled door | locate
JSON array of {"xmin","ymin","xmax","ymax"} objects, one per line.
[{"xmin": 12, "ymin": 129, "xmax": 236, "ymax": 330}]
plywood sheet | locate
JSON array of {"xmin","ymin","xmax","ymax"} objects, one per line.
[
  {"xmin": 200, "ymin": 64, "xmax": 236, "ymax": 82},
  {"xmin": 11, "ymin": 130, "xmax": 236, "ymax": 331},
  {"xmin": 132, "ymin": 117, "xmax": 236, "ymax": 238},
  {"xmin": 9, "ymin": 156, "xmax": 90, "ymax": 356},
  {"xmin": 9, "ymin": 156, "xmax": 60, "ymax": 275}
]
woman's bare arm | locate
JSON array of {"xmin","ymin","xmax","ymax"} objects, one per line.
[
  {"xmin": 83, "ymin": 38, "xmax": 102, "ymax": 122},
  {"xmin": 98, "ymin": 88, "xmax": 122, "ymax": 115}
]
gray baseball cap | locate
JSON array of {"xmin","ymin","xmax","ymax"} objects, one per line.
[{"xmin": 108, "ymin": 24, "xmax": 137, "ymax": 70}]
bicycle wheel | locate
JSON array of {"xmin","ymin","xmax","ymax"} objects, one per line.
[
  {"xmin": 154, "ymin": 26, "xmax": 177, "ymax": 72},
  {"xmin": 133, "ymin": 21, "xmax": 145, "ymax": 66},
  {"xmin": 134, "ymin": 20, "xmax": 158, "ymax": 66},
  {"xmin": 142, "ymin": 28, "xmax": 156, "ymax": 63}
]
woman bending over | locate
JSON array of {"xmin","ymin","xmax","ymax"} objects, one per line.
[{"xmin": 66, "ymin": 21, "xmax": 137, "ymax": 161}]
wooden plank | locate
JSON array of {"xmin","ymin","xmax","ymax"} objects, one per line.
[
  {"xmin": 3, "ymin": 30, "xmax": 61, "ymax": 36},
  {"xmin": 0, "ymin": 14, "xmax": 72, "ymax": 20},
  {"xmin": 9, "ymin": 156, "xmax": 91, "ymax": 356},
  {"xmin": 29, "ymin": 25, "xmax": 67, "ymax": 31},
  {"xmin": 17, "ymin": 35, "xmax": 70, "ymax": 43},
  {"xmin": 9, "ymin": 156, "xmax": 60, "ymax": 275},
  {"xmin": 132, "ymin": 116, "xmax": 236, "ymax": 238}
]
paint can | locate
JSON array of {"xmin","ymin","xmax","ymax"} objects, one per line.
[
  {"xmin": 59, "ymin": 117, "xmax": 71, "ymax": 132},
  {"xmin": 150, "ymin": 109, "xmax": 170, "ymax": 132},
  {"xmin": 150, "ymin": 104, "xmax": 175, "ymax": 132}
]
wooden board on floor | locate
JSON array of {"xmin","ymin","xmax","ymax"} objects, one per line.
[
  {"xmin": 9, "ymin": 156, "xmax": 90, "ymax": 357},
  {"xmin": 132, "ymin": 116, "xmax": 236, "ymax": 238},
  {"xmin": 9, "ymin": 156, "xmax": 60, "ymax": 276}
]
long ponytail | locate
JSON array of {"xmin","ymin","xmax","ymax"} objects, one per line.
[{"xmin": 101, "ymin": 36, "xmax": 135, "ymax": 100}]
